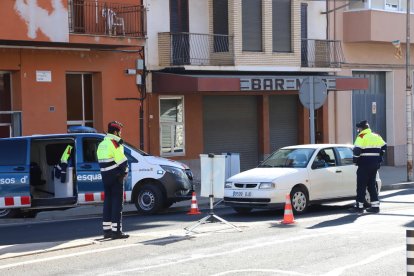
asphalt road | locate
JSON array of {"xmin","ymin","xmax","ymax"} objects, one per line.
[{"xmin": 0, "ymin": 188, "xmax": 413, "ymax": 275}]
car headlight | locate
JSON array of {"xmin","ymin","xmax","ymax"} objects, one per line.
[
  {"xmin": 225, "ymin": 181, "xmax": 233, "ymax": 188},
  {"xmin": 160, "ymin": 165, "xmax": 186, "ymax": 178},
  {"xmin": 259, "ymin": 182, "xmax": 275, "ymax": 189}
]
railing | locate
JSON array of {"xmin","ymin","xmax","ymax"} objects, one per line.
[
  {"xmin": 68, "ymin": 0, "xmax": 146, "ymax": 38},
  {"xmin": 158, "ymin": 32, "xmax": 235, "ymax": 66},
  {"xmin": 301, "ymin": 39, "xmax": 345, "ymax": 68},
  {"xmin": 0, "ymin": 111, "xmax": 22, "ymax": 137}
]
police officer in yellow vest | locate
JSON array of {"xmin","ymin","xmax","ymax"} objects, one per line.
[
  {"xmin": 353, "ymin": 120, "xmax": 387, "ymax": 214},
  {"xmin": 55, "ymin": 145, "xmax": 73, "ymax": 183},
  {"xmin": 97, "ymin": 121, "xmax": 129, "ymax": 239}
]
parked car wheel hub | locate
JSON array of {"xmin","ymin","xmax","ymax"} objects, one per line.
[
  {"xmin": 292, "ymin": 192, "xmax": 306, "ymax": 212},
  {"xmin": 139, "ymin": 191, "xmax": 155, "ymax": 211}
]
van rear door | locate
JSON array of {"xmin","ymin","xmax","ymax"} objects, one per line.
[
  {"xmin": 76, "ymin": 136, "xmax": 104, "ymax": 204},
  {"xmin": 0, "ymin": 139, "xmax": 31, "ymax": 209}
]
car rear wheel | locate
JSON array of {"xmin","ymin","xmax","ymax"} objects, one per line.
[
  {"xmin": 290, "ymin": 187, "xmax": 309, "ymax": 214},
  {"xmin": 233, "ymin": 207, "xmax": 252, "ymax": 215},
  {"xmin": 0, "ymin": 208, "xmax": 20, "ymax": 219},
  {"xmin": 134, "ymin": 184, "xmax": 164, "ymax": 214}
]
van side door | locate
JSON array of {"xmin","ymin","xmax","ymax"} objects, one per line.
[
  {"xmin": 0, "ymin": 139, "xmax": 31, "ymax": 208},
  {"xmin": 76, "ymin": 137, "xmax": 104, "ymax": 204}
]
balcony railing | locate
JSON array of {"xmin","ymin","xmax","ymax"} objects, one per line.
[
  {"xmin": 158, "ymin": 32, "xmax": 235, "ymax": 66},
  {"xmin": 301, "ymin": 39, "xmax": 345, "ymax": 68},
  {"xmin": 68, "ymin": 0, "xmax": 146, "ymax": 38}
]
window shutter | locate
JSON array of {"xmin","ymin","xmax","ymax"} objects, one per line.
[
  {"xmin": 273, "ymin": 0, "xmax": 291, "ymax": 52},
  {"xmin": 242, "ymin": 0, "xmax": 262, "ymax": 51}
]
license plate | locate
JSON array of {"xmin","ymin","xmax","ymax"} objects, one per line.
[{"xmin": 233, "ymin": 191, "xmax": 252, "ymax": 197}]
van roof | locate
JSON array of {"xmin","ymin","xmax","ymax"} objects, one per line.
[{"xmin": 0, "ymin": 133, "xmax": 105, "ymax": 140}]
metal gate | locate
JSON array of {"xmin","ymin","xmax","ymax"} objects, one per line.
[
  {"xmin": 352, "ymin": 71, "xmax": 387, "ymax": 163},
  {"xmin": 203, "ymin": 96, "xmax": 259, "ymax": 171},
  {"xmin": 269, "ymin": 95, "xmax": 299, "ymax": 152}
]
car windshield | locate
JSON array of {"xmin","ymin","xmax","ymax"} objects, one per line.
[
  {"xmin": 123, "ymin": 141, "xmax": 151, "ymax": 156},
  {"xmin": 258, "ymin": 148, "xmax": 315, "ymax": 168}
]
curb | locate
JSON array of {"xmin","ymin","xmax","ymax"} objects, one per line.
[{"xmin": 381, "ymin": 182, "xmax": 414, "ymax": 191}]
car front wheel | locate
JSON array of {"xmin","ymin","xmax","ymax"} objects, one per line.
[
  {"xmin": 290, "ymin": 187, "xmax": 309, "ymax": 214},
  {"xmin": 134, "ymin": 184, "xmax": 164, "ymax": 214}
]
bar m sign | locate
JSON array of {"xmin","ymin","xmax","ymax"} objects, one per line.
[{"xmin": 240, "ymin": 77, "xmax": 337, "ymax": 91}]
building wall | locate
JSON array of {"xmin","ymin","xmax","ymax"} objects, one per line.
[
  {"xmin": 332, "ymin": 6, "xmax": 414, "ymax": 166},
  {"xmin": 230, "ymin": 0, "xmax": 301, "ymax": 67},
  {"xmin": 307, "ymin": 1, "xmax": 326, "ymax": 40},
  {"xmin": 0, "ymin": 48, "xmax": 141, "ymax": 146}
]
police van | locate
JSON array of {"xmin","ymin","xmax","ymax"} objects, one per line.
[{"xmin": 0, "ymin": 127, "xmax": 194, "ymax": 218}]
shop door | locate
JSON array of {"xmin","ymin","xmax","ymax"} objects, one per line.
[
  {"xmin": 269, "ymin": 95, "xmax": 299, "ymax": 152},
  {"xmin": 0, "ymin": 73, "xmax": 12, "ymax": 138},
  {"xmin": 203, "ymin": 96, "xmax": 259, "ymax": 171},
  {"xmin": 352, "ymin": 71, "xmax": 387, "ymax": 163}
]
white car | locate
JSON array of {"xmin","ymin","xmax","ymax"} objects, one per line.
[{"xmin": 224, "ymin": 144, "xmax": 382, "ymax": 214}]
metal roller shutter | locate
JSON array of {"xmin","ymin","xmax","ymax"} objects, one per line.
[
  {"xmin": 203, "ymin": 96, "xmax": 259, "ymax": 171},
  {"xmin": 269, "ymin": 95, "xmax": 298, "ymax": 152}
]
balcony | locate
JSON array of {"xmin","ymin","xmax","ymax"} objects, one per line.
[
  {"xmin": 158, "ymin": 32, "xmax": 234, "ymax": 67},
  {"xmin": 301, "ymin": 39, "xmax": 345, "ymax": 68},
  {"xmin": 68, "ymin": 0, "xmax": 146, "ymax": 38}
]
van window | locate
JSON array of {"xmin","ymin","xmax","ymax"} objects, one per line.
[
  {"xmin": 83, "ymin": 138, "xmax": 100, "ymax": 163},
  {"xmin": 0, "ymin": 140, "xmax": 27, "ymax": 165}
]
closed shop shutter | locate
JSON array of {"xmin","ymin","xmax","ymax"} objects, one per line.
[
  {"xmin": 203, "ymin": 96, "xmax": 259, "ymax": 171},
  {"xmin": 269, "ymin": 95, "xmax": 298, "ymax": 152}
]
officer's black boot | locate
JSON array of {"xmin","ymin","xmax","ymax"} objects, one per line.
[
  {"xmin": 112, "ymin": 231, "xmax": 129, "ymax": 239},
  {"xmin": 366, "ymin": 207, "xmax": 380, "ymax": 213},
  {"xmin": 350, "ymin": 202, "xmax": 364, "ymax": 214},
  {"xmin": 103, "ymin": 230, "xmax": 112, "ymax": 239}
]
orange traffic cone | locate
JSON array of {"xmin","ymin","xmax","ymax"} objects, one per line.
[
  {"xmin": 187, "ymin": 191, "xmax": 201, "ymax": 215},
  {"xmin": 281, "ymin": 193, "xmax": 295, "ymax": 224}
]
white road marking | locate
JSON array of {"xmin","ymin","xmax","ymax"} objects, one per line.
[
  {"xmin": 99, "ymin": 231, "xmax": 342, "ymax": 275},
  {"xmin": 211, "ymin": 268, "xmax": 309, "ymax": 276},
  {"xmin": 321, "ymin": 246, "xmax": 404, "ymax": 276}
]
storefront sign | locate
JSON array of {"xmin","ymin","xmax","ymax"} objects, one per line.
[
  {"xmin": 36, "ymin": 71, "xmax": 52, "ymax": 82},
  {"xmin": 240, "ymin": 77, "xmax": 337, "ymax": 91}
]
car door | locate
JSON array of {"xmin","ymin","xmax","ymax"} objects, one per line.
[
  {"xmin": 0, "ymin": 139, "xmax": 31, "ymax": 209},
  {"xmin": 334, "ymin": 146, "xmax": 357, "ymax": 197},
  {"xmin": 76, "ymin": 136, "xmax": 104, "ymax": 203},
  {"xmin": 308, "ymin": 147, "xmax": 342, "ymax": 200}
]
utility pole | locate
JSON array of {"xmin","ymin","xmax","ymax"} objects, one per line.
[{"xmin": 406, "ymin": 0, "xmax": 413, "ymax": 181}]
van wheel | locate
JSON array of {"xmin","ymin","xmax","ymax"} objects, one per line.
[
  {"xmin": 233, "ymin": 207, "xmax": 252, "ymax": 214},
  {"xmin": 0, "ymin": 209, "xmax": 20, "ymax": 218},
  {"xmin": 290, "ymin": 187, "xmax": 309, "ymax": 214},
  {"xmin": 135, "ymin": 184, "xmax": 163, "ymax": 214}
]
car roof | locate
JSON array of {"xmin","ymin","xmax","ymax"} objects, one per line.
[
  {"xmin": 1, "ymin": 133, "xmax": 105, "ymax": 141},
  {"xmin": 282, "ymin": 143, "xmax": 354, "ymax": 149}
]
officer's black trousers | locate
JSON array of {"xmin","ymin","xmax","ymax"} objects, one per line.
[
  {"xmin": 102, "ymin": 172, "xmax": 124, "ymax": 233},
  {"xmin": 356, "ymin": 164, "xmax": 379, "ymax": 204}
]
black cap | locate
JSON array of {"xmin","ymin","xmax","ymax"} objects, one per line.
[{"xmin": 356, "ymin": 120, "xmax": 369, "ymax": 129}]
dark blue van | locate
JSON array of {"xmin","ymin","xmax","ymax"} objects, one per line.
[{"xmin": 0, "ymin": 131, "xmax": 194, "ymax": 218}]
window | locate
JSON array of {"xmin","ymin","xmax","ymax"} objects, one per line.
[
  {"xmin": 83, "ymin": 138, "xmax": 100, "ymax": 163},
  {"xmin": 213, "ymin": 0, "xmax": 229, "ymax": 52},
  {"xmin": 273, "ymin": 0, "xmax": 291, "ymax": 52},
  {"xmin": 159, "ymin": 97, "xmax": 185, "ymax": 156},
  {"xmin": 337, "ymin": 147, "xmax": 354, "ymax": 166},
  {"xmin": 242, "ymin": 0, "xmax": 262, "ymax": 51},
  {"xmin": 0, "ymin": 140, "xmax": 27, "ymax": 165},
  {"xmin": 66, "ymin": 73, "xmax": 93, "ymax": 127}
]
